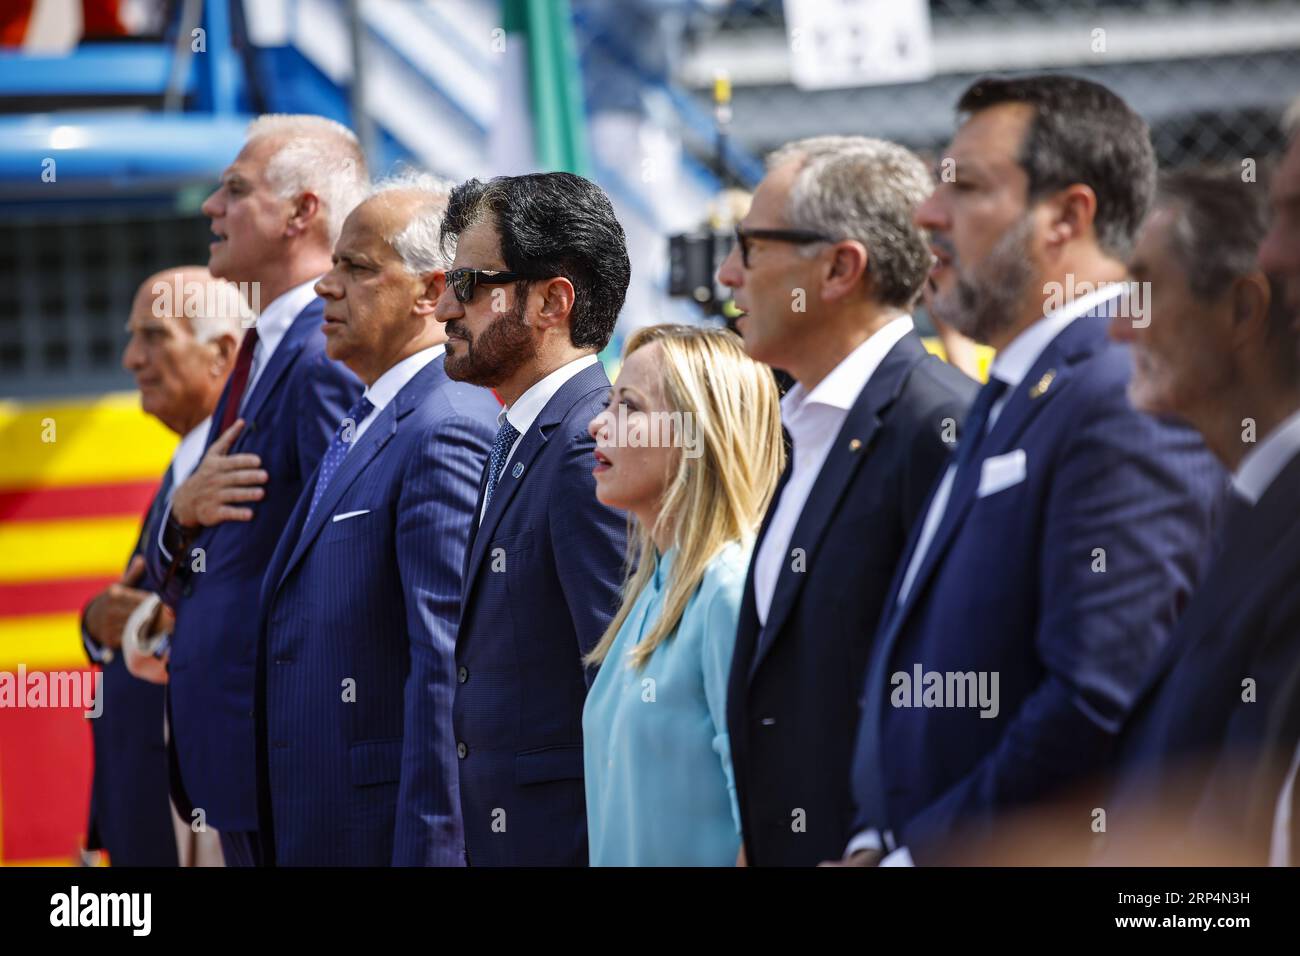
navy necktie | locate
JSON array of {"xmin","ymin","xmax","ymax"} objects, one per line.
[
  {"xmin": 306, "ymin": 396, "xmax": 374, "ymax": 523},
  {"xmin": 483, "ymin": 419, "xmax": 521, "ymax": 512},
  {"xmin": 951, "ymin": 375, "xmax": 1009, "ymax": 481}
]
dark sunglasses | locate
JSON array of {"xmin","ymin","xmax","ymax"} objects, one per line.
[
  {"xmin": 446, "ymin": 267, "xmax": 533, "ymax": 304},
  {"xmin": 734, "ymin": 225, "xmax": 834, "ymax": 268}
]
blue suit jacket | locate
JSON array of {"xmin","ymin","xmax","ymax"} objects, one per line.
[
  {"xmin": 849, "ymin": 310, "xmax": 1223, "ymax": 863},
  {"xmin": 727, "ymin": 332, "xmax": 977, "ymax": 866},
  {"xmin": 452, "ymin": 359, "xmax": 627, "ymax": 866},
  {"xmin": 146, "ymin": 298, "xmax": 362, "ymax": 833},
  {"xmin": 84, "ymin": 478, "xmax": 177, "ymax": 866},
  {"xmin": 1106, "ymin": 450, "xmax": 1300, "ymax": 861},
  {"xmin": 255, "ymin": 355, "xmax": 497, "ymax": 866}
]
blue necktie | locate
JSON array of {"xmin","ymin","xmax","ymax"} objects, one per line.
[
  {"xmin": 483, "ymin": 419, "xmax": 521, "ymax": 512},
  {"xmin": 306, "ymin": 396, "xmax": 374, "ymax": 523},
  {"xmin": 951, "ymin": 375, "xmax": 1008, "ymax": 481}
]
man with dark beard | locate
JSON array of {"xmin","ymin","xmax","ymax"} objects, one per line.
[
  {"xmin": 433, "ymin": 172, "xmax": 629, "ymax": 866},
  {"xmin": 832, "ymin": 75, "xmax": 1223, "ymax": 865}
]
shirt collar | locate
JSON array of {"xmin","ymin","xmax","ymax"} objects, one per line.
[
  {"xmin": 171, "ymin": 416, "xmax": 213, "ymax": 486},
  {"xmin": 990, "ymin": 283, "xmax": 1123, "ymax": 389},
  {"xmin": 362, "ymin": 345, "xmax": 445, "ymax": 415},
  {"xmin": 499, "ymin": 353, "xmax": 599, "ymax": 432},
  {"xmin": 1232, "ymin": 406, "xmax": 1300, "ymax": 505},
  {"xmin": 252, "ymin": 276, "xmax": 321, "ymax": 360},
  {"xmin": 652, "ymin": 546, "xmax": 677, "ymax": 588},
  {"xmin": 782, "ymin": 314, "xmax": 915, "ymax": 420}
]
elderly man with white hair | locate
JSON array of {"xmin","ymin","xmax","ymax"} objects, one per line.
[
  {"xmin": 83, "ymin": 265, "xmax": 244, "ymax": 867},
  {"xmin": 253, "ymin": 172, "xmax": 499, "ymax": 866},
  {"xmin": 142, "ymin": 114, "xmax": 366, "ymax": 866}
]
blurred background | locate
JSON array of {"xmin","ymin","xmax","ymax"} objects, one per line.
[{"xmin": 0, "ymin": 0, "xmax": 1294, "ymax": 864}]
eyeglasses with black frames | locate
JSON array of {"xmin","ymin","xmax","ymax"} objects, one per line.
[{"xmin": 733, "ymin": 226, "xmax": 834, "ymax": 268}]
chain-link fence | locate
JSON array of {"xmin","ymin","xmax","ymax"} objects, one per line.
[{"xmin": 674, "ymin": 0, "xmax": 1297, "ymax": 175}]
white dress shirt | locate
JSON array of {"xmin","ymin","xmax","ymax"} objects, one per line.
[
  {"xmin": 753, "ymin": 315, "xmax": 914, "ymax": 624},
  {"xmin": 169, "ymin": 416, "xmax": 213, "ymax": 491},
  {"xmin": 479, "ymin": 353, "xmax": 598, "ymax": 523},
  {"xmin": 848, "ymin": 283, "xmax": 1124, "ymax": 866},
  {"xmin": 349, "ymin": 344, "xmax": 445, "ymax": 447},
  {"xmin": 1232, "ymin": 407, "xmax": 1300, "ymax": 505},
  {"xmin": 240, "ymin": 276, "xmax": 321, "ymax": 413},
  {"xmin": 86, "ymin": 416, "xmax": 212, "ymax": 663}
]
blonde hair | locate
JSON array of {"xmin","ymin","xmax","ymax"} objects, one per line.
[{"xmin": 585, "ymin": 324, "xmax": 785, "ymax": 670}]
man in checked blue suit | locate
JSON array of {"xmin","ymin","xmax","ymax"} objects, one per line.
[
  {"xmin": 256, "ymin": 176, "xmax": 498, "ymax": 866},
  {"xmin": 834, "ymin": 76, "xmax": 1223, "ymax": 866},
  {"xmin": 143, "ymin": 116, "xmax": 365, "ymax": 866},
  {"xmin": 434, "ymin": 172, "xmax": 629, "ymax": 866}
]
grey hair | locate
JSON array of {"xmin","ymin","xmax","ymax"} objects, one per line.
[
  {"xmin": 189, "ymin": 278, "xmax": 250, "ymax": 343},
  {"xmin": 247, "ymin": 114, "xmax": 370, "ymax": 246},
  {"xmin": 1157, "ymin": 167, "xmax": 1268, "ymax": 301},
  {"xmin": 766, "ymin": 135, "xmax": 934, "ymax": 308},
  {"xmin": 145, "ymin": 267, "xmax": 249, "ymax": 342},
  {"xmin": 369, "ymin": 169, "xmax": 455, "ymax": 275}
]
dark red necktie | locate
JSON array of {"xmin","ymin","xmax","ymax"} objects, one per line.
[{"xmin": 218, "ymin": 327, "xmax": 260, "ymax": 433}]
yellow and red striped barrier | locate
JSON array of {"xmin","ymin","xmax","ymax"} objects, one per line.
[{"xmin": 0, "ymin": 393, "xmax": 174, "ymax": 865}]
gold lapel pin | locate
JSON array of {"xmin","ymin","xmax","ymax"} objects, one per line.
[
  {"xmin": 848, "ymin": 438, "xmax": 863, "ymax": 453},
  {"xmin": 1029, "ymin": 369, "xmax": 1057, "ymax": 399}
]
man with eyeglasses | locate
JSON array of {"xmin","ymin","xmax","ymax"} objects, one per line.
[
  {"xmin": 433, "ymin": 172, "xmax": 629, "ymax": 866},
  {"xmin": 716, "ymin": 135, "xmax": 977, "ymax": 867}
]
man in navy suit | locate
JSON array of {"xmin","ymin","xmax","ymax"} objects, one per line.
[
  {"xmin": 256, "ymin": 176, "xmax": 498, "ymax": 866},
  {"xmin": 82, "ymin": 266, "xmax": 242, "ymax": 866},
  {"xmin": 1256, "ymin": 126, "xmax": 1300, "ymax": 866},
  {"xmin": 1100, "ymin": 170, "xmax": 1300, "ymax": 864},
  {"xmin": 837, "ymin": 75, "xmax": 1223, "ymax": 865},
  {"xmin": 434, "ymin": 172, "xmax": 629, "ymax": 866},
  {"xmin": 716, "ymin": 136, "xmax": 977, "ymax": 866},
  {"xmin": 142, "ymin": 116, "xmax": 365, "ymax": 866}
]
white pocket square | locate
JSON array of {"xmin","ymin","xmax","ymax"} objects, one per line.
[
  {"xmin": 977, "ymin": 449, "xmax": 1027, "ymax": 499},
  {"xmin": 331, "ymin": 509, "xmax": 370, "ymax": 523}
]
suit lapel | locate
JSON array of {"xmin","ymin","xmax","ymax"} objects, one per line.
[
  {"xmin": 887, "ymin": 315, "xmax": 1102, "ymax": 635},
  {"xmin": 132, "ymin": 469, "xmax": 173, "ymax": 559},
  {"xmin": 274, "ymin": 355, "xmax": 444, "ymax": 589},
  {"xmin": 855, "ymin": 313, "xmax": 1109, "ymax": 827},
  {"xmin": 461, "ymin": 360, "xmax": 611, "ymax": 607},
  {"xmin": 461, "ymin": 459, "xmax": 493, "ymax": 599},
  {"xmin": 748, "ymin": 333, "xmax": 929, "ymax": 681}
]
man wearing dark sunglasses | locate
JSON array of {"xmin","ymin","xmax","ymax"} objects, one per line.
[{"xmin": 433, "ymin": 171, "xmax": 630, "ymax": 866}]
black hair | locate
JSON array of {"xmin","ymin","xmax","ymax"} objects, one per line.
[
  {"xmin": 958, "ymin": 74, "xmax": 1157, "ymax": 259},
  {"xmin": 440, "ymin": 172, "xmax": 631, "ymax": 351}
]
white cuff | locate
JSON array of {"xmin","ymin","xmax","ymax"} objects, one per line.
[
  {"xmin": 880, "ymin": 846, "xmax": 915, "ymax": 867},
  {"xmin": 82, "ymin": 626, "xmax": 114, "ymax": 665},
  {"xmin": 844, "ymin": 828, "xmax": 897, "ymax": 858}
]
